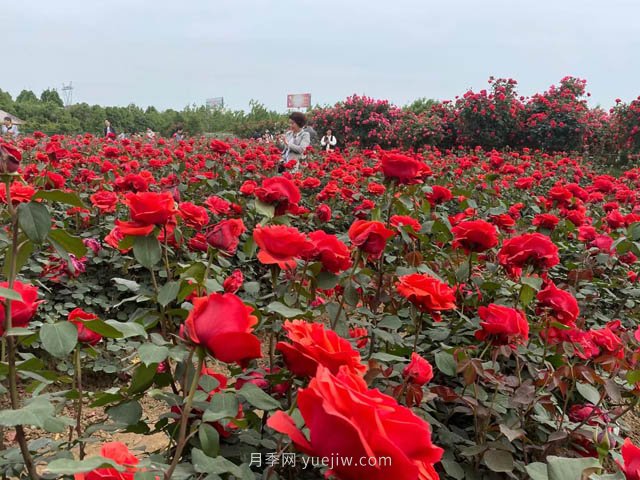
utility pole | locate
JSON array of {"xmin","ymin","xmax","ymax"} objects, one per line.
[{"xmin": 62, "ymin": 82, "xmax": 74, "ymax": 107}]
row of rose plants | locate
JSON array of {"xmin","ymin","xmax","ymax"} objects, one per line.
[
  {"xmin": 1, "ymin": 134, "xmax": 640, "ymax": 479},
  {"xmin": 310, "ymin": 76, "xmax": 640, "ymax": 159}
]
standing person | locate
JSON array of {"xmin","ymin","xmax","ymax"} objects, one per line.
[
  {"xmin": 172, "ymin": 125, "xmax": 185, "ymax": 141},
  {"xmin": 103, "ymin": 120, "xmax": 116, "ymax": 138},
  {"xmin": 320, "ymin": 129, "xmax": 337, "ymax": 151},
  {"xmin": 145, "ymin": 127, "xmax": 156, "ymax": 140},
  {"xmin": 2, "ymin": 117, "xmax": 19, "ymax": 138},
  {"xmin": 277, "ymin": 112, "xmax": 310, "ymax": 172},
  {"xmin": 304, "ymin": 124, "xmax": 319, "ymax": 147}
]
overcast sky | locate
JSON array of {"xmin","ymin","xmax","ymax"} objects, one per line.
[{"xmin": 3, "ymin": 0, "xmax": 639, "ymax": 111}]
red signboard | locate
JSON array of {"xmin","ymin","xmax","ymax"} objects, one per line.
[{"xmin": 287, "ymin": 93, "xmax": 311, "ymax": 109}]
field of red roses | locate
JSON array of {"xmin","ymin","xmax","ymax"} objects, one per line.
[{"xmin": 2, "ymin": 133, "xmax": 640, "ymax": 480}]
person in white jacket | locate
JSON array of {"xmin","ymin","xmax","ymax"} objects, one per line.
[{"xmin": 320, "ymin": 129, "xmax": 337, "ymax": 151}]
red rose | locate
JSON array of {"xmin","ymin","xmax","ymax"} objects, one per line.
[
  {"xmin": 114, "ymin": 220, "xmax": 154, "ymax": 237},
  {"xmin": 452, "ymin": 219, "xmax": 499, "ymax": 253},
  {"xmin": 210, "ymin": 139, "xmax": 231, "ymax": 153},
  {"xmin": 348, "ymin": 220, "xmax": 395, "ymax": 258},
  {"xmin": 536, "ymin": 282, "xmax": 579, "ymax": 325},
  {"xmin": 204, "ymin": 195, "xmax": 231, "ymax": 215},
  {"xmin": 390, "ymin": 215, "xmax": 422, "ymax": 235},
  {"xmin": 315, "ymin": 204, "xmax": 332, "ymax": 222},
  {"xmin": 498, "ymin": 232, "xmax": 559, "ymax": 277},
  {"xmin": 205, "ymin": 218, "xmax": 246, "ymax": 255},
  {"xmin": 349, "ymin": 326, "xmax": 369, "ymax": 349},
  {"xmin": 239, "ymin": 180, "xmax": 257, "ymax": 195},
  {"xmin": 223, "ymin": 269, "xmax": 244, "ymax": 293},
  {"xmin": 184, "ymin": 293, "xmax": 262, "ymax": 366},
  {"xmin": 253, "ymin": 225, "xmax": 314, "ymax": 269},
  {"xmin": 90, "ymin": 191, "xmax": 119, "ymax": 214},
  {"xmin": 619, "ymin": 438, "xmax": 640, "ymax": 480},
  {"xmin": 532, "ymin": 213, "xmax": 560, "ymax": 230},
  {"xmin": 475, "ymin": 304, "xmax": 529, "ymax": 346},
  {"xmin": 402, "ymin": 352, "xmax": 434, "ymax": 386},
  {"xmin": 125, "ymin": 191, "xmax": 177, "ymax": 226},
  {"xmin": 380, "ymin": 153, "xmax": 423, "ymax": 183},
  {"xmin": 308, "ymin": 230, "xmax": 352, "ymax": 274},
  {"xmin": 267, "ymin": 366, "xmax": 443, "ymax": 480},
  {"xmin": 187, "ymin": 233, "xmax": 208, "ymax": 252},
  {"xmin": 0, "ymin": 142, "xmax": 21, "ymax": 173},
  {"xmin": 0, "ymin": 281, "xmax": 40, "ymax": 335},
  {"xmin": 276, "ymin": 320, "xmax": 367, "ymax": 377},
  {"xmin": 396, "ymin": 273, "xmax": 456, "ymax": 319},
  {"xmin": 0, "ymin": 182, "xmax": 35, "ymax": 204},
  {"xmin": 178, "ymin": 202, "xmax": 209, "ymax": 230},
  {"xmin": 426, "ymin": 185, "xmax": 452, "ymax": 205},
  {"xmin": 73, "ymin": 442, "xmax": 140, "ymax": 480},
  {"xmin": 255, "ymin": 176, "xmax": 301, "ymax": 215},
  {"xmin": 68, "ymin": 308, "xmax": 102, "ymax": 345}
]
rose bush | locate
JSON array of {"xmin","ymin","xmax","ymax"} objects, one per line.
[{"xmin": 0, "ymin": 130, "xmax": 639, "ymax": 480}]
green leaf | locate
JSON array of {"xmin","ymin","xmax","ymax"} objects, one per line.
[
  {"xmin": 138, "ymin": 344, "xmax": 169, "ymax": 367},
  {"xmin": 441, "ymin": 458, "xmax": 465, "ymax": 480},
  {"xmin": 0, "ymin": 397, "xmax": 73, "ymax": 433},
  {"xmin": 576, "ymin": 382, "xmax": 601, "ymax": 405},
  {"xmin": 48, "ymin": 229, "xmax": 88, "ymax": 257},
  {"xmin": 191, "ymin": 449, "xmax": 249, "ymax": 477},
  {"xmin": 105, "ymin": 320, "xmax": 148, "ymax": 339},
  {"xmin": 33, "ymin": 189, "xmax": 85, "ymax": 207},
  {"xmin": 547, "ymin": 456, "xmax": 601, "ymax": 480},
  {"xmin": 521, "ymin": 275, "xmax": 544, "ymax": 291},
  {"xmin": 629, "ymin": 222, "xmax": 640, "ymax": 241},
  {"xmin": 484, "ymin": 449, "xmax": 514, "ymax": 473},
  {"xmin": 519, "ymin": 284, "xmax": 536, "ymax": 307},
  {"xmin": 266, "ymin": 301, "xmax": 304, "ymax": 318},
  {"xmin": 317, "ymin": 271, "xmax": 340, "ymax": 289},
  {"xmin": 0, "ymin": 286, "xmax": 23, "ymax": 302},
  {"xmin": 435, "ymin": 351, "xmax": 457, "ymax": 376},
  {"xmin": 3, "ymin": 239, "xmax": 33, "ymax": 277},
  {"xmin": 128, "ymin": 362, "xmax": 158, "ymax": 394},
  {"xmin": 17, "ymin": 202, "xmax": 51, "ymax": 244},
  {"xmin": 203, "ymin": 393, "xmax": 239, "ymax": 422},
  {"xmin": 84, "ymin": 319, "xmax": 123, "ymax": 339},
  {"xmin": 133, "ymin": 235, "xmax": 161, "ymax": 269},
  {"xmin": 627, "ymin": 370, "xmax": 640, "ymax": 385},
  {"xmin": 344, "ymin": 282, "xmax": 360, "ymax": 307},
  {"xmin": 107, "ymin": 400, "xmax": 143, "ymax": 425},
  {"xmin": 255, "ymin": 199, "xmax": 275, "ymax": 218},
  {"xmin": 525, "ymin": 462, "xmax": 549, "ymax": 480},
  {"xmin": 46, "ymin": 457, "xmax": 123, "ymax": 475},
  {"xmin": 157, "ymin": 281, "xmax": 180, "ymax": 307},
  {"xmin": 40, "ymin": 322, "xmax": 78, "ymax": 358},
  {"xmin": 237, "ymin": 383, "xmax": 281, "ymax": 410},
  {"xmin": 113, "ymin": 278, "xmax": 141, "ymax": 292},
  {"xmin": 199, "ymin": 423, "xmax": 220, "ymax": 457}
]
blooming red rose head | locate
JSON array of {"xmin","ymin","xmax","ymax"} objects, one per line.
[
  {"xmin": 276, "ymin": 320, "xmax": 367, "ymax": 377},
  {"xmin": 253, "ymin": 224, "xmax": 315, "ymax": 269},
  {"xmin": 184, "ymin": 292, "xmax": 262, "ymax": 367},
  {"xmin": 396, "ymin": 273, "xmax": 456, "ymax": 319},
  {"xmin": 475, "ymin": 304, "xmax": 529, "ymax": 346},
  {"xmin": 452, "ymin": 219, "xmax": 499, "ymax": 253},
  {"xmin": 348, "ymin": 220, "xmax": 395, "ymax": 259},
  {"xmin": 267, "ymin": 365, "xmax": 443, "ymax": 480}
]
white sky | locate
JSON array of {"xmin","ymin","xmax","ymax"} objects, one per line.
[{"xmin": 3, "ymin": 0, "xmax": 639, "ymax": 111}]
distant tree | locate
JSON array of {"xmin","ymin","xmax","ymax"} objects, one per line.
[
  {"xmin": 405, "ymin": 98, "xmax": 439, "ymax": 115},
  {"xmin": 0, "ymin": 89, "xmax": 14, "ymax": 111},
  {"xmin": 40, "ymin": 89, "xmax": 64, "ymax": 107},
  {"xmin": 16, "ymin": 90, "xmax": 39, "ymax": 104}
]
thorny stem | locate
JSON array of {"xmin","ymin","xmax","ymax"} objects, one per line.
[
  {"xmin": 3, "ymin": 177, "xmax": 41, "ymax": 479},
  {"xmin": 74, "ymin": 346, "xmax": 85, "ymax": 459},
  {"xmin": 331, "ymin": 249, "xmax": 360, "ymax": 330},
  {"xmin": 165, "ymin": 348, "xmax": 204, "ymax": 480}
]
